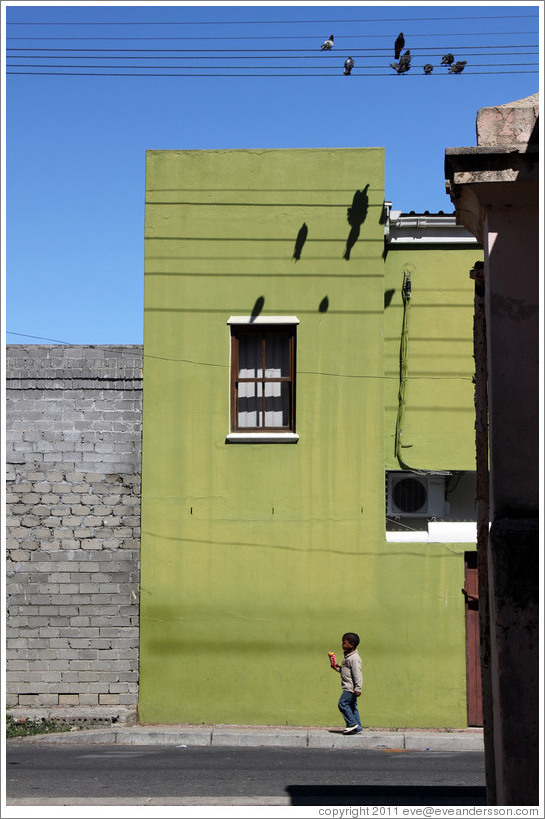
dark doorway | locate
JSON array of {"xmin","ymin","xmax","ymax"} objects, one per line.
[{"xmin": 464, "ymin": 551, "xmax": 483, "ymax": 726}]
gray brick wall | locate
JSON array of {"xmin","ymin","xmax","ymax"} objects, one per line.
[{"xmin": 6, "ymin": 345, "xmax": 142, "ymax": 708}]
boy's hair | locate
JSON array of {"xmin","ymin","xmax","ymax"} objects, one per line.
[{"xmin": 343, "ymin": 632, "xmax": 360, "ymax": 648}]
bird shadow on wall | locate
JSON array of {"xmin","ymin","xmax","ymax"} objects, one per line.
[
  {"xmin": 250, "ymin": 296, "xmax": 265, "ymax": 322},
  {"xmin": 384, "ymin": 289, "xmax": 395, "ymax": 309},
  {"xmin": 380, "ymin": 201, "xmax": 390, "ymax": 260},
  {"xmin": 293, "ymin": 222, "xmax": 308, "ymax": 261},
  {"xmin": 319, "ymin": 296, "xmax": 329, "ymax": 312},
  {"xmin": 344, "ymin": 185, "xmax": 369, "ymax": 260}
]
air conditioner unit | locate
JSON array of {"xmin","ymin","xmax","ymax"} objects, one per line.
[{"xmin": 386, "ymin": 473, "xmax": 450, "ymax": 518}]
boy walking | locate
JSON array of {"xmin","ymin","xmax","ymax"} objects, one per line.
[{"xmin": 330, "ymin": 632, "xmax": 363, "ymax": 734}]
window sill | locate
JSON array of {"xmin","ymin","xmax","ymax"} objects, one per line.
[{"xmin": 226, "ymin": 432, "xmax": 299, "ymax": 444}]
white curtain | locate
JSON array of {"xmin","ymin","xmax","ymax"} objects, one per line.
[{"xmin": 238, "ymin": 333, "xmax": 289, "ymax": 428}]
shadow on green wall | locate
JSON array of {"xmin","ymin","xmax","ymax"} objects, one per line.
[{"xmin": 344, "ymin": 185, "xmax": 370, "ymax": 260}]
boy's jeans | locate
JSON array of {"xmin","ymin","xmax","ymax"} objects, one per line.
[{"xmin": 338, "ymin": 691, "xmax": 362, "ymax": 731}]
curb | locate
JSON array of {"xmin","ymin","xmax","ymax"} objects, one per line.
[{"xmin": 7, "ymin": 724, "xmax": 484, "ymax": 752}]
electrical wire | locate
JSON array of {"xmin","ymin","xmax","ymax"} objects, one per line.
[
  {"xmin": 6, "ymin": 30, "xmax": 539, "ymax": 40},
  {"xmin": 6, "ymin": 13, "xmax": 538, "ymax": 25},
  {"xmin": 7, "ymin": 43, "xmax": 538, "ymax": 77},
  {"xmin": 6, "ymin": 44, "xmax": 539, "ymax": 52},
  {"xmin": 7, "ymin": 70, "xmax": 537, "ymax": 77},
  {"xmin": 5, "ymin": 332, "xmax": 474, "ymax": 382},
  {"xmin": 8, "ymin": 63, "xmax": 537, "ymax": 70},
  {"xmin": 6, "ymin": 42, "xmax": 537, "ymax": 76},
  {"xmin": 6, "ymin": 49, "xmax": 538, "ymax": 59}
]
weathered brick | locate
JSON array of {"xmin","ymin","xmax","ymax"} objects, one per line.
[
  {"xmin": 58, "ymin": 694, "xmax": 79, "ymax": 705},
  {"xmin": 8, "ymin": 550, "xmax": 32, "ymax": 562},
  {"xmin": 18, "ymin": 694, "xmax": 43, "ymax": 706},
  {"xmin": 99, "ymin": 694, "xmax": 120, "ymax": 705},
  {"xmin": 6, "ymin": 661, "xmax": 29, "ymax": 672},
  {"xmin": 119, "ymin": 693, "xmax": 138, "ymax": 705},
  {"xmin": 38, "ymin": 694, "xmax": 60, "ymax": 706},
  {"xmin": 79, "ymin": 694, "xmax": 99, "ymax": 705}
]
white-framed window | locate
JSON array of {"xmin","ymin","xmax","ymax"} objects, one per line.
[{"xmin": 226, "ymin": 316, "xmax": 299, "ymax": 443}]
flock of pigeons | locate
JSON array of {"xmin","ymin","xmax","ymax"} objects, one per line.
[{"xmin": 319, "ymin": 32, "xmax": 467, "ymax": 76}]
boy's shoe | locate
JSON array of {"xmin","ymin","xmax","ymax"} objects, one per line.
[{"xmin": 343, "ymin": 725, "xmax": 359, "ymax": 734}]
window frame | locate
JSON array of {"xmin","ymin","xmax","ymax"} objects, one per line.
[{"xmin": 227, "ymin": 316, "xmax": 299, "ymax": 443}]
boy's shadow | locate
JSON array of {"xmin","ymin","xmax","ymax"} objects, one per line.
[{"xmin": 344, "ymin": 184, "xmax": 369, "ymax": 260}]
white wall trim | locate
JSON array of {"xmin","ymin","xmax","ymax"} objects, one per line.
[
  {"xmin": 386, "ymin": 521, "xmax": 478, "ymax": 543},
  {"xmin": 386, "ymin": 531, "xmax": 430, "ymax": 543},
  {"xmin": 227, "ymin": 316, "xmax": 300, "ymax": 325}
]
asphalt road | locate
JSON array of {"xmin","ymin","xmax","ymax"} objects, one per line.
[{"xmin": 6, "ymin": 743, "xmax": 486, "ymax": 806}]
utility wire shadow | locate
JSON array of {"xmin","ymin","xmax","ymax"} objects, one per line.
[{"xmin": 344, "ymin": 185, "xmax": 369, "ymax": 260}]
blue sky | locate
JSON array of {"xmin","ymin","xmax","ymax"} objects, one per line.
[{"xmin": 3, "ymin": 1, "xmax": 541, "ymax": 345}]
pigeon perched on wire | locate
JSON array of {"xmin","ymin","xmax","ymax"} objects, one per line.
[
  {"xmin": 390, "ymin": 49, "xmax": 411, "ymax": 74},
  {"xmin": 398, "ymin": 49, "xmax": 411, "ymax": 71},
  {"xmin": 423, "ymin": 63, "xmax": 434, "ymax": 74},
  {"xmin": 448, "ymin": 60, "xmax": 467, "ymax": 74},
  {"xmin": 390, "ymin": 61, "xmax": 410, "ymax": 74},
  {"xmin": 321, "ymin": 34, "xmax": 334, "ymax": 50},
  {"xmin": 441, "ymin": 53, "xmax": 455, "ymax": 66},
  {"xmin": 344, "ymin": 56, "xmax": 355, "ymax": 75},
  {"xmin": 394, "ymin": 32, "xmax": 405, "ymax": 60}
]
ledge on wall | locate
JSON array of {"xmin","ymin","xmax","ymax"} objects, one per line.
[{"xmin": 386, "ymin": 521, "xmax": 478, "ymax": 543}]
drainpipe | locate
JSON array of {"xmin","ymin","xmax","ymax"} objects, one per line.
[{"xmin": 470, "ymin": 260, "xmax": 496, "ymax": 805}]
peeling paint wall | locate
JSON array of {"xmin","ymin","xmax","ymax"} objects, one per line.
[{"xmin": 141, "ymin": 149, "xmax": 477, "ymax": 728}]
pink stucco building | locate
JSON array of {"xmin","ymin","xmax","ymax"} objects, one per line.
[{"xmin": 445, "ymin": 94, "xmax": 540, "ymax": 807}]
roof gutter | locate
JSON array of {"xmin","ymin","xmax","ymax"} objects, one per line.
[{"xmin": 384, "ymin": 201, "xmax": 479, "ymax": 246}]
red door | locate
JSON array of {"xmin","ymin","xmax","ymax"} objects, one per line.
[{"xmin": 463, "ymin": 551, "xmax": 483, "ymax": 726}]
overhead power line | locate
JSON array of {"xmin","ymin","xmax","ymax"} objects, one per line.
[
  {"xmin": 6, "ymin": 30, "xmax": 539, "ymax": 40},
  {"xmin": 7, "ymin": 62, "xmax": 537, "ymax": 70},
  {"xmin": 7, "ymin": 51, "xmax": 538, "ymax": 61},
  {"xmin": 6, "ymin": 13, "xmax": 538, "ymax": 24},
  {"xmin": 5, "ymin": 17, "xmax": 538, "ymax": 78},
  {"xmin": 5, "ymin": 331, "xmax": 473, "ymax": 382},
  {"xmin": 8, "ymin": 70, "xmax": 537, "ymax": 78},
  {"xmin": 6, "ymin": 44, "xmax": 539, "ymax": 53}
]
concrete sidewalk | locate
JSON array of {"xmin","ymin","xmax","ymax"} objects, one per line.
[{"xmin": 7, "ymin": 708, "xmax": 484, "ymax": 751}]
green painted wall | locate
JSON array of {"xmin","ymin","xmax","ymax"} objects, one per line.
[
  {"xmin": 141, "ymin": 148, "xmax": 478, "ymax": 728},
  {"xmin": 384, "ymin": 244, "xmax": 482, "ymax": 471}
]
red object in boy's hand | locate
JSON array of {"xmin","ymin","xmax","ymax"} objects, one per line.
[{"xmin": 328, "ymin": 652, "xmax": 337, "ymax": 668}]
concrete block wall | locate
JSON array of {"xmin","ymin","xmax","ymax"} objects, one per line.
[{"xmin": 5, "ymin": 345, "xmax": 142, "ymax": 709}]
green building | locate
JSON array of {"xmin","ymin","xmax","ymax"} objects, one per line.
[{"xmin": 140, "ymin": 147, "xmax": 482, "ymax": 728}]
